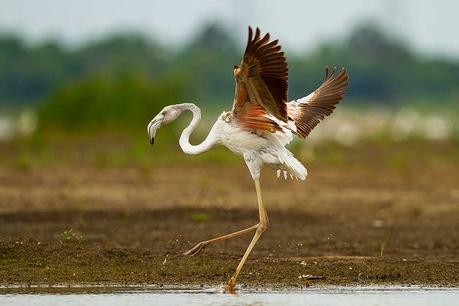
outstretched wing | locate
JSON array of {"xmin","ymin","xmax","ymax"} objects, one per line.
[
  {"xmin": 232, "ymin": 26, "xmax": 289, "ymax": 131},
  {"xmin": 288, "ymin": 67, "xmax": 348, "ymax": 138}
]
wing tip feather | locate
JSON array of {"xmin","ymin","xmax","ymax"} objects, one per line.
[
  {"xmin": 290, "ymin": 66, "xmax": 349, "ymax": 138},
  {"xmin": 236, "ymin": 26, "xmax": 289, "ymax": 122}
]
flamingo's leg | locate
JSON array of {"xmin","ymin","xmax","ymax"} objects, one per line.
[
  {"xmin": 183, "ymin": 224, "xmax": 258, "ymax": 256},
  {"xmin": 225, "ymin": 178, "xmax": 269, "ymax": 291}
]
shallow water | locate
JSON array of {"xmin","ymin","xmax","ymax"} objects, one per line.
[{"xmin": 1, "ymin": 286, "xmax": 458, "ymax": 306}]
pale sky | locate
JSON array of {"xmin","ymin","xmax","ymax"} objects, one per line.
[{"xmin": 0, "ymin": 0, "xmax": 458, "ymax": 58}]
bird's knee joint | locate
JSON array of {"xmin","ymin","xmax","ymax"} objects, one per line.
[{"xmin": 258, "ymin": 221, "xmax": 269, "ymax": 233}]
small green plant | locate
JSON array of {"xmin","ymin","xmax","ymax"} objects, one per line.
[
  {"xmin": 389, "ymin": 155, "xmax": 408, "ymax": 171},
  {"xmin": 59, "ymin": 229, "xmax": 86, "ymax": 244},
  {"xmin": 15, "ymin": 154, "xmax": 31, "ymax": 172},
  {"xmin": 380, "ymin": 233, "xmax": 392, "ymax": 257},
  {"xmin": 75, "ymin": 235, "xmax": 86, "ymax": 244},
  {"xmin": 191, "ymin": 213, "xmax": 209, "ymax": 222}
]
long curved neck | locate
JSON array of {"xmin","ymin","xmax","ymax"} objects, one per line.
[{"xmin": 178, "ymin": 103, "xmax": 216, "ymax": 155}]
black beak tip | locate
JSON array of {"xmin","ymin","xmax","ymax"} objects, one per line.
[{"xmin": 149, "ymin": 137, "xmax": 155, "ymax": 145}]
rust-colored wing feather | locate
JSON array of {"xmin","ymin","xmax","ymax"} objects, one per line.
[
  {"xmin": 237, "ymin": 104, "xmax": 283, "ymax": 133},
  {"xmin": 232, "ymin": 26, "xmax": 289, "ymax": 125},
  {"xmin": 288, "ymin": 67, "xmax": 348, "ymax": 138}
]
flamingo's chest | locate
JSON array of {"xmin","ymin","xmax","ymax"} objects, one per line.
[{"xmin": 215, "ymin": 116, "xmax": 268, "ymax": 155}]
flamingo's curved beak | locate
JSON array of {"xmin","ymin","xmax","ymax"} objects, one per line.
[{"xmin": 147, "ymin": 118, "xmax": 161, "ymax": 146}]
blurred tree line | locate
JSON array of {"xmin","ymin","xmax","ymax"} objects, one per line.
[{"xmin": 0, "ymin": 22, "xmax": 458, "ymax": 130}]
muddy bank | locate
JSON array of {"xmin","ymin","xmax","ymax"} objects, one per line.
[
  {"xmin": 1, "ymin": 140, "xmax": 458, "ymax": 287},
  {"xmin": 1, "ymin": 208, "xmax": 458, "ymax": 287}
]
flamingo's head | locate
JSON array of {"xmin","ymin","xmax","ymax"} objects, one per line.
[{"xmin": 147, "ymin": 105, "xmax": 182, "ymax": 145}]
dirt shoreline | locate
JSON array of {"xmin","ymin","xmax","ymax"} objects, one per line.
[
  {"xmin": 1, "ymin": 141, "xmax": 459, "ymax": 288},
  {"xmin": 1, "ymin": 208, "xmax": 458, "ymax": 287}
]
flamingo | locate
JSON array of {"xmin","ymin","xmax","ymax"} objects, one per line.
[{"xmin": 147, "ymin": 26, "xmax": 348, "ymax": 290}]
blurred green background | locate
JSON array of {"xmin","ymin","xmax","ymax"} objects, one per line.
[{"xmin": 0, "ymin": 1, "xmax": 458, "ymax": 168}]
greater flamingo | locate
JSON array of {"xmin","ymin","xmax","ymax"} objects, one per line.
[{"xmin": 147, "ymin": 26, "xmax": 348, "ymax": 290}]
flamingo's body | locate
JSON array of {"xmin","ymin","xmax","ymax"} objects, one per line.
[{"xmin": 147, "ymin": 27, "xmax": 348, "ymax": 291}]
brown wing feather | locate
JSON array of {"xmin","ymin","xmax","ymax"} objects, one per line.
[
  {"xmin": 237, "ymin": 104, "xmax": 283, "ymax": 133},
  {"xmin": 232, "ymin": 26, "xmax": 289, "ymax": 123},
  {"xmin": 289, "ymin": 67, "xmax": 349, "ymax": 138}
]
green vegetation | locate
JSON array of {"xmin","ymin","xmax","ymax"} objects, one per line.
[
  {"xmin": 0, "ymin": 22, "xmax": 458, "ymax": 167},
  {"xmin": 1, "ymin": 21, "xmax": 459, "ymax": 133},
  {"xmin": 37, "ymin": 71, "xmax": 188, "ymax": 130},
  {"xmin": 191, "ymin": 212, "xmax": 210, "ymax": 222},
  {"xmin": 59, "ymin": 229, "xmax": 86, "ymax": 244},
  {"xmin": 380, "ymin": 234, "xmax": 392, "ymax": 257}
]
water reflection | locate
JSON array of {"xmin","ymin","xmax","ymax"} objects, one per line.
[{"xmin": 1, "ymin": 286, "xmax": 458, "ymax": 306}]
